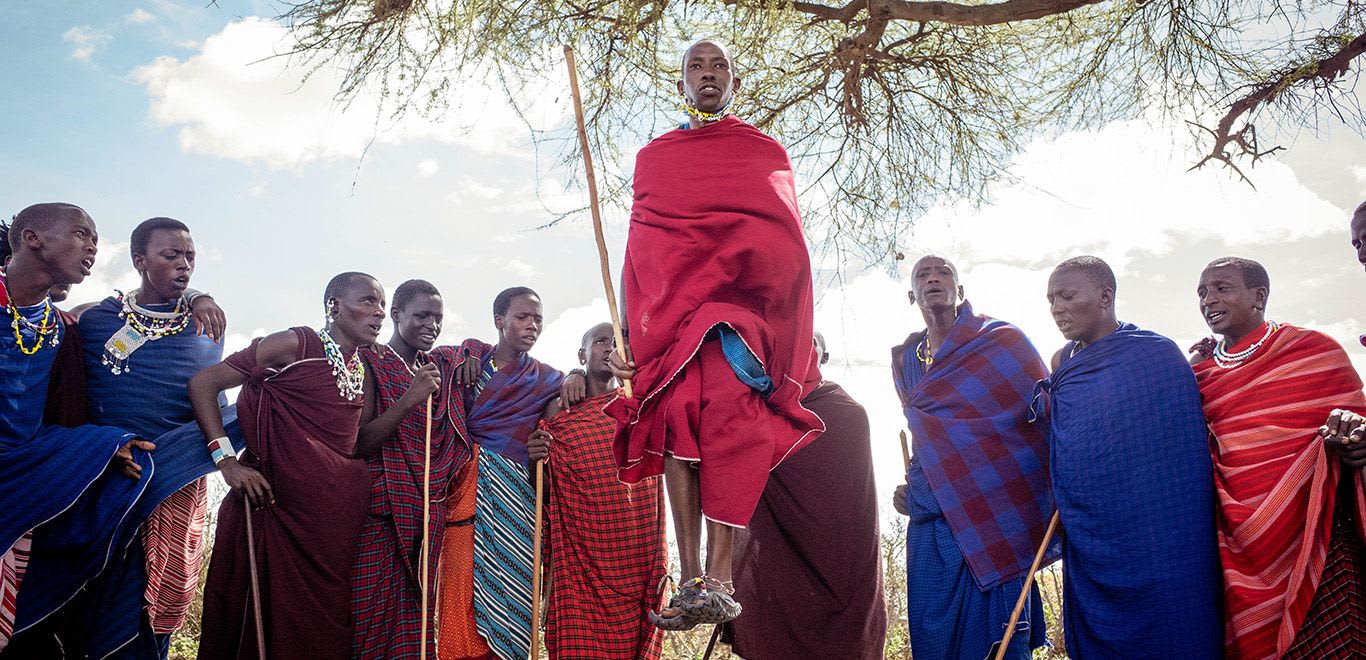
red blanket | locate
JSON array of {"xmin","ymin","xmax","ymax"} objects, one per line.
[
  {"xmin": 1194, "ymin": 323, "xmax": 1366, "ymax": 659},
  {"xmin": 606, "ymin": 115, "xmax": 824, "ymax": 527}
]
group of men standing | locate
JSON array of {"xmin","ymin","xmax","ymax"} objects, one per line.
[
  {"xmin": 892, "ymin": 204, "xmax": 1366, "ymax": 659},
  {"xmin": 1, "ymin": 33, "xmax": 1363, "ymax": 660}
]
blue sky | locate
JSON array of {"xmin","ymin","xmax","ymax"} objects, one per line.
[{"xmin": 4, "ymin": 1, "xmax": 1365, "ymax": 517}]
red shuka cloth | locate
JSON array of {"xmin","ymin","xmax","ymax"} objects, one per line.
[
  {"xmin": 1193, "ymin": 323, "xmax": 1366, "ymax": 660},
  {"xmin": 606, "ymin": 115, "xmax": 824, "ymax": 527},
  {"xmin": 198, "ymin": 328, "xmax": 369, "ymax": 660},
  {"xmin": 545, "ymin": 391, "xmax": 666, "ymax": 660}
]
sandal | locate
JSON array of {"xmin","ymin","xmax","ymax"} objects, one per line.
[{"xmin": 649, "ymin": 576, "xmax": 743, "ymax": 631}]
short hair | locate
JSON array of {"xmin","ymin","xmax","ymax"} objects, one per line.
[
  {"xmin": 493, "ymin": 286, "xmax": 539, "ymax": 317},
  {"xmin": 130, "ymin": 217, "xmax": 190, "ymax": 259},
  {"xmin": 9, "ymin": 203, "xmax": 87, "ymax": 252},
  {"xmin": 324, "ymin": 271, "xmax": 378, "ymax": 306},
  {"xmin": 580, "ymin": 322, "xmax": 613, "ymax": 348},
  {"xmin": 392, "ymin": 279, "xmax": 441, "ymax": 311},
  {"xmin": 1205, "ymin": 256, "xmax": 1270, "ymax": 292},
  {"xmin": 681, "ymin": 39, "xmax": 733, "ymax": 77},
  {"xmin": 1354, "ymin": 200, "xmax": 1366, "ymax": 219},
  {"xmin": 1054, "ymin": 255, "xmax": 1117, "ymax": 292},
  {"xmin": 910, "ymin": 254, "xmax": 960, "ymax": 281}
]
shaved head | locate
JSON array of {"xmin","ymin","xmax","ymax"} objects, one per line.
[
  {"xmin": 10, "ymin": 203, "xmax": 89, "ymax": 252},
  {"xmin": 580, "ymin": 322, "xmax": 614, "ymax": 349},
  {"xmin": 1204, "ymin": 256, "xmax": 1269, "ymax": 292},
  {"xmin": 911, "ymin": 254, "xmax": 959, "ymax": 281},
  {"xmin": 681, "ymin": 39, "xmax": 733, "ymax": 76},
  {"xmin": 1053, "ymin": 255, "xmax": 1116, "ymax": 293}
]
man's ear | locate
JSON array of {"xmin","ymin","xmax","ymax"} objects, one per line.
[
  {"xmin": 1100, "ymin": 287, "xmax": 1115, "ymax": 310},
  {"xmin": 1254, "ymin": 287, "xmax": 1269, "ymax": 311},
  {"xmin": 577, "ymin": 347, "xmax": 587, "ymax": 365},
  {"xmin": 732, "ymin": 76, "xmax": 742, "ymax": 92},
  {"xmin": 494, "ymin": 314, "xmax": 505, "ymax": 332},
  {"xmin": 132, "ymin": 253, "xmax": 147, "ymax": 274},
  {"xmin": 907, "ymin": 290, "xmax": 916, "ymax": 307},
  {"xmin": 677, "ymin": 79, "xmax": 685, "ymax": 97},
  {"xmin": 957, "ymin": 285, "xmax": 965, "ymax": 301}
]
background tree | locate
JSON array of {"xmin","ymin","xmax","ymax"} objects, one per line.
[{"xmin": 279, "ymin": 0, "xmax": 1365, "ymax": 264}]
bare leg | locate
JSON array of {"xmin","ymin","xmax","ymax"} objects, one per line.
[
  {"xmin": 664, "ymin": 455, "xmax": 703, "ymax": 582},
  {"xmin": 704, "ymin": 521, "xmax": 734, "ymax": 585}
]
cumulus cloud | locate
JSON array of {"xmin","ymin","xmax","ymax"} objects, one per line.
[
  {"xmin": 133, "ymin": 18, "xmax": 570, "ymax": 170},
  {"xmin": 417, "ymin": 159, "xmax": 440, "ymax": 178},
  {"xmin": 63, "ymin": 26, "xmax": 111, "ymax": 62},
  {"xmin": 126, "ymin": 8, "xmax": 155, "ymax": 24}
]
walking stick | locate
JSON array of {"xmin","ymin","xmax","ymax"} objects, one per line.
[
  {"xmin": 899, "ymin": 430, "xmax": 911, "ymax": 471},
  {"xmin": 528, "ymin": 459, "xmax": 547, "ymax": 660},
  {"xmin": 243, "ymin": 497, "xmax": 267, "ymax": 659},
  {"xmin": 564, "ymin": 44, "xmax": 632, "ymax": 398},
  {"xmin": 420, "ymin": 394, "xmax": 433, "ymax": 660},
  {"xmin": 991, "ymin": 511, "xmax": 1060, "ymax": 660},
  {"xmin": 702, "ymin": 624, "xmax": 723, "ymax": 660}
]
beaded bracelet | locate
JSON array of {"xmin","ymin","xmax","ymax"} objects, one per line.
[{"xmin": 208, "ymin": 437, "xmax": 236, "ymax": 464}]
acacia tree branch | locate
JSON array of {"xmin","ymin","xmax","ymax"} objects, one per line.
[
  {"xmin": 1190, "ymin": 30, "xmax": 1366, "ymax": 183},
  {"xmin": 786, "ymin": 0, "xmax": 1107, "ymax": 26}
]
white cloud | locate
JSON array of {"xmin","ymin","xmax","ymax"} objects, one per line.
[
  {"xmin": 504, "ymin": 258, "xmax": 538, "ymax": 279},
  {"xmin": 63, "ymin": 25, "xmax": 111, "ymax": 62},
  {"xmin": 448, "ymin": 178, "xmax": 503, "ymax": 204},
  {"xmin": 531, "ymin": 298, "xmax": 611, "ymax": 371},
  {"xmin": 133, "ymin": 18, "xmax": 571, "ymax": 170},
  {"xmin": 246, "ymin": 183, "xmax": 268, "ymax": 198},
  {"xmin": 417, "ymin": 159, "xmax": 440, "ymax": 178},
  {"xmin": 125, "ymin": 8, "xmax": 155, "ymax": 24}
]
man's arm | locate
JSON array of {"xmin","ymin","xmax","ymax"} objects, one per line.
[{"xmin": 356, "ymin": 362, "xmax": 441, "ymax": 459}]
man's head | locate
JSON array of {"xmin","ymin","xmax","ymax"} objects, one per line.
[
  {"xmin": 391, "ymin": 279, "xmax": 443, "ymax": 352},
  {"xmin": 678, "ymin": 40, "xmax": 741, "ymax": 115},
  {"xmin": 578, "ymin": 322, "xmax": 616, "ymax": 380},
  {"xmin": 493, "ymin": 286, "xmax": 543, "ymax": 353},
  {"xmin": 1047, "ymin": 255, "xmax": 1118, "ymax": 344},
  {"xmin": 1198, "ymin": 257, "xmax": 1269, "ymax": 342},
  {"xmin": 324, "ymin": 271, "xmax": 386, "ymax": 346},
  {"xmin": 9, "ymin": 203, "xmax": 98, "ymax": 287},
  {"xmin": 1351, "ymin": 200, "xmax": 1366, "ymax": 273},
  {"xmin": 907, "ymin": 255, "xmax": 963, "ymax": 314},
  {"xmin": 130, "ymin": 217, "xmax": 195, "ymax": 304},
  {"xmin": 813, "ymin": 331, "xmax": 829, "ymax": 366}
]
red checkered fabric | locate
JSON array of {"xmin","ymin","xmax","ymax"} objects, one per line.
[
  {"xmin": 1284, "ymin": 490, "xmax": 1366, "ymax": 660},
  {"xmin": 545, "ymin": 391, "xmax": 666, "ymax": 660}
]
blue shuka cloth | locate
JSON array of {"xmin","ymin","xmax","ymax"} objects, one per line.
[
  {"xmin": 57, "ymin": 296, "xmax": 227, "ymax": 658},
  {"xmin": 900, "ymin": 353, "xmax": 1046, "ymax": 660},
  {"xmin": 1031, "ymin": 324, "xmax": 1221, "ymax": 659}
]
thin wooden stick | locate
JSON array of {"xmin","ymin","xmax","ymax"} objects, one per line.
[
  {"xmin": 898, "ymin": 430, "xmax": 911, "ymax": 471},
  {"xmin": 564, "ymin": 44, "xmax": 632, "ymax": 399},
  {"xmin": 528, "ymin": 459, "xmax": 547, "ymax": 660},
  {"xmin": 244, "ymin": 497, "xmax": 267, "ymax": 660},
  {"xmin": 992, "ymin": 511, "xmax": 1060, "ymax": 660},
  {"xmin": 702, "ymin": 623, "xmax": 723, "ymax": 660},
  {"xmin": 420, "ymin": 394, "xmax": 433, "ymax": 660}
]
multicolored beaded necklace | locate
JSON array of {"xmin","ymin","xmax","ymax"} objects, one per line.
[
  {"xmin": 682, "ymin": 99, "xmax": 731, "ymax": 125},
  {"xmin": 318, "ymin": 328, "xmax": 365, "ymax": 400},
  {"xmin": 101, "ymin": 289, "xmax": 193, "ymax": 374},
  {"xmin": 916, "ymin": 336, "xmax": 934, "ymax": 367},
  {"xmin": 1, "ymin": 277, "xmax": 59, "ymax": 355}
]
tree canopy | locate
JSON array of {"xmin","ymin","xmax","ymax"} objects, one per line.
[{"xmin": 279, "ymin": 0, "xmax": 1365, "ymax": 263}]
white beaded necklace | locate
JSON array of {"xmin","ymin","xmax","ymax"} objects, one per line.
[{"xmin": 1213, "ymin": 321, "xmax": 1278, "ymax": 369}]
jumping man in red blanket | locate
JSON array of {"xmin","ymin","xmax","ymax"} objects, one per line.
[
  {"xmin": 351, "ymin": 279, "xmax": 447, "ymax": 659},
  {"xmin": 1190, "ymin": 257, "xmax": 1366, "ymax": 659},
  {"xmin": 605, "ymin": 40, "xmax": 825, "ymax": 629},
  {"xmin": 191, "ymin": 272, "xmax": 384, "ymax": 660},
  {"xmin": 438, "ymin": 286, "xmax": 563, "ymax": 660},
  {"xmin": 528, "ymin": 322, "xmax": 667, "ymax": 660},
  {"xmin": 890, "ymin": 256, "xmax": 1055, "ymax": 660}
]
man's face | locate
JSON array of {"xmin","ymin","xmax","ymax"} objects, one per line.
[
  {"xmin": 134, "ymin": 228, "xmax": 195, "ymax": 303},
  {"xmin": 394, "ymin": 293, "xmax": 443, "ymax": 352},
  {"xmin": 1047, "ymin": 268, "xmax": 1110, "ymax": 343},
  {"xmin": 908, "ymin": 257, "xmax": 960, "ymax": 313},
  {"xmin": 678, "ymin": 41, "xmax": 740, "ymax": 114},
  {"xmin": 331, "ymin": 276, "xmax": 386, "ymax": 347},
  {"xmin": 579, "ymin": 323, "xmax": 615, "ymax": 379},
  {"xmin": 1197, "ymin": 265, "xmax": 1264, "ymax": 340},
  {"xmin": 1351, "ymin": 211, "xmax": 1366, "ymax": 273},
  {"xmin": 496, "ymin": 295, "xmax": 544, "ymax": 353},
  {"xmin": 32, "ymin": 209, "xmax": 98, "ymax": 286}
]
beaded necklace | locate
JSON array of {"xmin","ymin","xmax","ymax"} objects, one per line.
[
  {"xmin": 318, "ymin": 328, "xmax": 366, "ymax": 400},
  {"xmin": 102, "ymin": 289, "xmax": 192, "ymax": 374},
  {"xmin": 1213, "ymin": 321, "xmax": 1279, "ymax": 369},
  {"xmin": 916, "ymin": 336, "xmax": 934, "ymax": 367},
  {"xmin": 682, "ymin": 99, "xmax": 731, "ymax": 125},
  {"xmin": 2, "ymin": 277, "xmax": 59, "ymax": 355}
]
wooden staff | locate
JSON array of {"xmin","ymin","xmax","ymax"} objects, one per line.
[
  {"xmin": 420, "ymin": 394, "xmax": 433, "ymax": 660},
  {"xmin": 702, "ymin": 624, "xmax": 723, "ymax": 660},
  {"xmin": 899, "ymin": 430, "xmax": 911, "ymax": 471},
  {"xmin": 564, "ymin": 44, "xmax": 632, "ymax": 398},
  {"xmin": 992, "ymin": 511, "xmax": 1060, "ymax": 660},
  {"xmin": 244, "ymin": 497, "xmax": 267, "ymax": 659},
  {"xmin": 528, "ymin": 459, "xmax": 547, "ymax": 660}
]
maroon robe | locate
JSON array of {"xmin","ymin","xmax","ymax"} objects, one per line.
[{"xmin": 198, "ymin": 327, "xmax": 369, "ymax": 660}]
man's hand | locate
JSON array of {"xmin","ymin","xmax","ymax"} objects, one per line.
[
  {"xmin": 190, "ymin": 296, "xmax": 226, "ymax": 342},
  {"xmin": 401, "ymin": 363, "xmax": 441, "ymax": 407},
  {"xmin": 112, "ymin": 438, "xmax": 156, "ymax": 480},
  {"xmin": 560, "ymin": 372, "xmax": 586, "ymax": 407},
  {"xmin": 528, "ymin": 429, "xmax": 552, "ymax": 464},
  {"xmin": 608, "ymin": 349, "xmax": 637, "ymax": 383},
  {"xmin": 1320, "ymin": 409, "xmax": 1366, "ymax": 468},
  {"xmin": 219, "ymin": 457, "xmax": 275, "ymax": 507},
  {"xmin": 453, "ymin": 350, "xmax": 482, "ymax": 388},
  {"xmin": 892, "ymin": 484, "xmax": 909, "ymax": 516}
]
